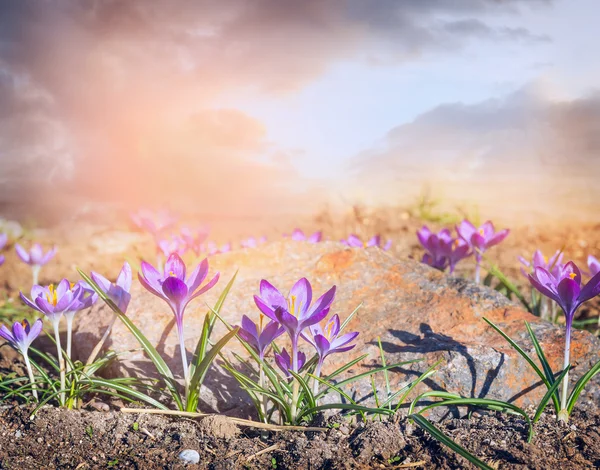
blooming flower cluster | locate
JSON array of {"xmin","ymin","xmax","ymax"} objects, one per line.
[
  {"xmin": 246, "ymin": 278, "xmax": 358, "ymax": 412},
  {"xmin": 417, "ymin": 219, "xmax": 509, "ymax": 282}
]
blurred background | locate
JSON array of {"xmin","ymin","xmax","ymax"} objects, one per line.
[{"xmin": 0, "ymin": 0, "xmax": 598, "ymax": 228}]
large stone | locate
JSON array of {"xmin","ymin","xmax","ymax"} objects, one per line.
[{"xmin": 74, "ymin": 241, "xmax": 600, "ymax": 416}]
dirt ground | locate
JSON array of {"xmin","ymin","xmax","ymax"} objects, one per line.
[
  {"xmin": 0, "ymin": 402, "xmax": 599, "ymax": 469},
  {"xmin": 1, "ymin": 206, "xmax": 600, "ymax": 468}
]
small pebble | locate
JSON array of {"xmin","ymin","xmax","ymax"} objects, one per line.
[
  {"xmin": 178, "ymin": 449, "xmax": 200, "ymax": 465},
  {"xmin": 37, "ymin": 437, "xmax": 43, "ymax": 443},
  {"xmin": 14, "ymin": 430, "xmax": 22, "ymax": 438}
]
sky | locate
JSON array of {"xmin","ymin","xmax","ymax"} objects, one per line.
[{"xmin": 0, "ymin": 0, "xmax": 598, "ymax": 223}]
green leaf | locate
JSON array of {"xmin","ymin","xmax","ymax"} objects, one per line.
[
  {"xmin": 395, "ymin": 359, "xmax": 442, "ymax": 412},
  {"xmin": 533, "ymin": 366, "xmax": 570, "ymax": 423},
  {"xmin": 339, "ymin": 303, "xmax": 362, "ymax": 332},
  {"xmin": 483, "ymin": 318, "xmax": 553, "ymax": 394},
  {"xmin": 567, "ymin": 357, "xmax": 600, "ymax": 413},
  {"xmin": 525, "ymin": 321, "xmax": 560, "ymax": 412},
  {"xmin": 315, "ymin": 359, "xmax": 422, "ymax": 400},
  {"xmin": 190, "ymin": 271, "xmax": 237, "ymax": 379},
  {"xmin": 409, "ymin": 414, "xmax": 494, "ymax": 470},
  {"xmin": 186, "ymin": 327, "xmax": 239, "ymax": 411},
  {"xmin": 289, "ymin": 370, "xmax": 316, "ymax": 410},
  {"xmin": 78, "ymin": 269, "xmax": 183, "ymax": 410}
]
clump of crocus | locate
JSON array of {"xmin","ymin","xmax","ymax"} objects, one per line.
[
  {"xmin": 254, "ymin": 278, "xmax": 336, "ymax": 419},
  {"xmin": 341, "ymin": 234, "xmax": 392, "ymax": 251},
  {"xmin": 588, "ymin": 255, "xmax": 600, "ymax": 277},
  {"xmin": 20, "ymin": 280, "xmax": 95, "ymax": 404},
  {"xmin": 289, "ymin": 229, "xmax": 322, "ymax": 243},
  {"xmin": 0, "ymin": 319, "xmax": 43, "ymax": 399},
  {"xmin": 416, "ymin": 226, "xmax": 471, "ymax": 273},
  {"xmin": 15, "ymin": 243, "xmax": 57, "ymax": 285},
  {"xmin": 138, "ymin": 253, "xmax": 219, "ymax": 392},
  {"xmin": 528, "ymin": 261, "xmax": 600, "ymax": 422},
  {"xmin": 302, "ymin": 314, "xmax": 358, "ymax": 393},
  {"xmin": 456, "ymin": 220, "xmax": 509, "ymax": 283},
  {"xmin": 88, "ymin": 262, "xmax": 132, "ymax": 365}
]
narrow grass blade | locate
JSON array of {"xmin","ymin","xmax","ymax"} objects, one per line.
[
  {"xmin": 409, "ymin": 414, "xmax": 494, "ymax": 470},
  {"xmin": 187, "ymin": 327, "xmax": 239, "ymax": 411},
  {"xmin": 191, "ymin": 271, "xmax": 237, "ymax": 378},
  {"xmin": 289, "ymin": 370, "xmax": 316, "ymax": 410},
  {"xmin": 525, "ymin": 321, "xmax": 560, "ymax": 411},
  {"xmin": 339, "ymin": 303, "xmax": 362, "ymax": 332},
  {"xmin": 533, "ymin": 366, "xmax": 570, "ymax": 423},
  {"xmin": 79, "ymin": 378, "xmax": 168, "ymax": 410},
  {"xmin": 322, "ymin": 354, "xmax": 368, "ymax": 382},
  {"xmin": 483, "ymin": 318, "xmax": 552, "ymax": 391},
  {"xmin": 315, "ymin": 359, "xmax": 422, "ymax": 400},
  {"xmin": 395, "ymin": 359, "xmax": 442, "ymax": 411},
  {"xmin": 567, "ymin": 357, "xmax": 600, "ymax": 413}
]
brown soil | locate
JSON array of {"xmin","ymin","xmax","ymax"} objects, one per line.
[{"xmin": 1, "ymin": 403, "xmax": 600, "ymax": 469}]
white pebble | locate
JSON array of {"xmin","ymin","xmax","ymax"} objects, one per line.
[{"xmin": 178, "ymin": 449, "xmax": 200, "ymax": 465}]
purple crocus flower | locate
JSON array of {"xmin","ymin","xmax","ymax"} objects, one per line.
[
  {"xmin": 275, "ymin": 348, "xmax": 306, "ymax": 379},
  {"xmin": 203, "ymin": 241, "xmax": 232, "ymax": 255},
  {"xmin": 238, "ymin": 315, "xmax": 284, "ymax": 360},
  {"xmin": 302, "ymin": 314, "xmax": 359, "ymax": 393},
  {"xmin": 519, "ymin": 249, "xmax": 564, "ymax": 278},
  {"xmin": 290, "ymin": 229, "xmax": 322, "ymax": 243},
  {"xmin": 0, "ymin": 232, "xmax": 7, "ymax": 250},
  {"xmin": 254, "ymin": 278, "xmax": 335, "ymax": 379},
  {"xmin": 528, "ymin": 261, "xmax": 600, "ymax": 420},
  {"xmin": 0, "ymin": 255, "xmax": 4, "ymax": 267},
  {"xmin": 20, "ymin": 279, "xmax": 91, "ymax": 404},
  {"xmin": 138, "ymin": 253, "xmax": 220, "ymax": 385},
  {"xmin": 341, "ymin": 234, "xmax": 392, "ymax": 251},
  {"xmin": 91, "ymin": 262, "xmax": 133, "ymax": 313},
  {"xmin": 457, "ymin": 220, "xmax": 509, "ymax": 283},
  {"xmin": 0, "ymin": 318, "xmax": 43, "ymax": 399},
  {"xmin": 15, "ymin": 243, "xmax": 57, "ymax": 285},
  {"xmin": 588, "ymin": 255, "xmax": 600, "ymax": 277},
  {"xmin": 0, "ymin": 319, "xmax": 43, "ymax": 355},
  {"xmin": 417, "ymin": 226, "xmax": 449, "ymax": 271}
]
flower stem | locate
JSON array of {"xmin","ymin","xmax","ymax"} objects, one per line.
[
  {"xmin": 53, "ymin": 320, "xmax": 65, "ymax": 406},
  {"xmin": 32, "ymin": 265, "xmax": 40, "ymax": 286},
  {"xmin": 65, "ymin": 314, "xmax": 74, "ymax": 374},
  {"xmin": 474, "ymin": 257, "xmax": 481, "ymax": 284},
  {"xmin": 312, "ymin": 360, "xmax": 323, "ymax": 397},
  {"xmin": 22, "ymin": 351, "xmax": 38, "ymax": 400},
  {"xmin": 259, "ymin": 360, "xmax": 268, "ymax": 423},
  {"xmin": 177, "ymin": 323, "xmax": 189, "ymax": 398},
  {"xmin": 290, "ymin": 336, "xmax": 299, "ymax": 423},
  {"xmin": 558, "ymin": 314, "xmax": 572, "ymax": 423}
]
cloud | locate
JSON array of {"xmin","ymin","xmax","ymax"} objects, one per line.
[
  {"xmin": 349, "ymin": 84, "xmax": 600, "ymax": 220},
  {"xmin": 0, "ymin": 0, "xmax": 552, "ymax": 220}
]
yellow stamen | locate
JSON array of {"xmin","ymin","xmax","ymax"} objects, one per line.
[
  {"xmin": 324, "ymin": 321, "xmax": 334, "ymax": 340},
  {"xmin": 259, "ymin": 313, "xmax": 264, "ymax": 331},
  {"xmin": 478, "ymin": 229, "xmax": 485, "ymax": 236},
  {"xmin": 46, "ymin": 284, "xmax": 58, "ymax": 306},
  {"xmin": 288, "ymin": 295, "xmax": 298, "ymax": 317},
  {"xmin": 543, "ymin": 256, "xmax": 548, "ymax": 264},
  {"xmin": 569, "ymin": 272, "xmax": 577, "ymax": 280},
  {"xmin": 169, "ymin": 271, "xmax": 176, "ymax": 277},
  {"xmin": 453, "ymin": 239, "xmax": 460, "ymax": 248}
]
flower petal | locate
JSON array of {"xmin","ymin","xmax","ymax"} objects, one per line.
[
  {"xmin": 259, "ymin": 280, "xmax": 287, "ymax": 311},
  {"xmin": 290, "ymin": 278, "xmax": 312, "ymax": 318},
  {"xmin": 189, "ymin": 272, "xmax": 220, "ymax": 300},
  {"xmin": 307, "ymin": 286, "xmax": 336, "ymax": 318},
  {"xmin": 253, "ymin": 295, "xmax": 278, "ymax": 322},
  {"xmin": 579, "ymin": 270, "xmax": 600, "ymax": 304},
  {"xmin": 116, "ymin": 262, "xmax": 133, "ymax": 292},
  {"xmin": 186, "ymin": 258, "xmax": 209, "ymax": 293},
  {"xmin": 91, "ymin": 271, "xmax": 112, "ymax": 294},
  {"xmin": 164, "ymin": 253, "xmax": 186, "ymax": 280}
]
